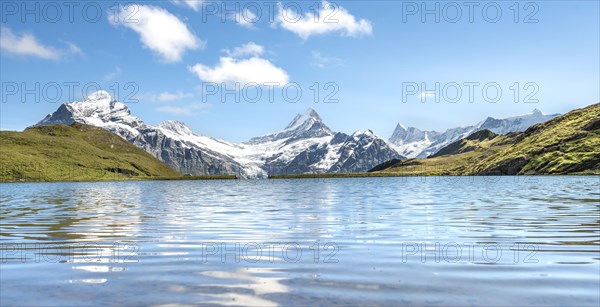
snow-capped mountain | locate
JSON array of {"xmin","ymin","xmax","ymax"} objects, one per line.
[
  {"xmin": 249, "ymin": 113, "xmax": 402, "ymax": 175},
  {"xmin": 478, "ymin": 109, "xmax": 558, "ymax": 134},
  {"xmin": 36, "ymin": 91, "xmax": 254, "ymax": 176},
  {"xmin": 246, "ymin": 108, "xmax": 333, "ymax": 144},
  {"xmin": 389, "ymin": 109, "xmax": 561, "ymax": 158},
  {"xmin": 34, "ymin": 91, "xmax": 403, "ymax": 177},
  {"xmin": 36, "ymin": 90, "xmax": 147, "ymax": 140}
]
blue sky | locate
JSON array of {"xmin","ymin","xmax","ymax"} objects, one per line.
[{"xmin": 1, "ymin": 0, "xmax": 599, "ymax": 142}]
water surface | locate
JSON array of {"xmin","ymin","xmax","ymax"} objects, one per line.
[{"xmin": 1, "ymin": 176, "xmax": 599, "ymax": 306}]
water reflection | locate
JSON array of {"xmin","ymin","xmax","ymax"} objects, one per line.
[
  {"xmin": 200, "ymin": 268, "xmax": 289, "ymax": 306},
  {"xmin": 1, "ymin": 176, "xmax": 599, "ymax": 306}
]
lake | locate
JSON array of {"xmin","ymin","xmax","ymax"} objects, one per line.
[{"xmin": 1, "ymin": 176, "xmax": 599, "ymax": 306}]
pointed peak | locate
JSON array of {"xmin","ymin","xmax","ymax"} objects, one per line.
[
  {"xmin": 304, "ymin": 107, "xmax": 319, "ymax": 117},
  {"xmin": 246, "ymin": 108, "xmax": 332, "ymax": 144},
  {"xmin": 531, "ymin": 108, "xmax": 544, "ymax": 115},
  {"xmin": 477, "ymin": 116, "xmax": 498, "ymax": 127},
  {"xmin": 285, "ymin": 108, "xmax": 323, "ymax": 130},
  {"xmin": 395, "ymin": 123, "xmax": 406, "ymax": 130},
  {"xmin": 78, "ymin": 90, "xmax": 114, "ymax": 111},
  {"xmin": 299, "ymin": 108, "xmax": 322, "ymax": 122},
  {"xmin": 84, "ymin": 90, "xmax": 112, "ymax": 103},
  {"xmin": 159, "ymin": 120, "xmax": 193, "ymax": 135}
]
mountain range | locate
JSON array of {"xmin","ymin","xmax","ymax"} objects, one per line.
[
  {"xmin": 389, "ymin": 109, "xmax": 560, "ymax": 158},
  {"xmin": 35, "ymin": 91, "xmax": 401, "ymax": 178},
  {"xmin": 33, "ymin": 90, "xmax": 561, "ymax": 178},
  {"xmin": 372, "ymin": 102, "xmax": 600, "ymax": 175},
  {"xmin": 0, "ymin": 123, "xmax": 182, "ymax": 181}
]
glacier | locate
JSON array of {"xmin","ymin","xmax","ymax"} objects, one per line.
[
  {"xmin": 34, "ymin": 90, "xmax": 560, "ymax": 177},
  {"xmin": 389, "ymin": 108, "xmax": 561, "ymax": 159},
  {"xmin": 34, "ymin": 91, "xmax": 403, "ymax": 178}
]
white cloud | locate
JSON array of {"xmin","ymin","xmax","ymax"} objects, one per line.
[
  {"xmin": 223, "ymin": 42, "xmax": 264, "ymax": 58},
  {"xmin": 188, "ymin": 43, "xmax": 289, "ymax": 85},
  {"xmin": 150, "ymin": 91, "xmax": 194, "ymax": 102},
  {"xmin": 109, "ymin": 5, "xmax": 203, "ymax": 63},
  {"xmin": 170, "ymin": 0, "xmax": 203, "ymax": 12},
  {"xmin": 104, "ymin": 66, "xmax": 122, "ymax": 81},
  {"xmin": 234, "ymin": 9, "xmax": 258, "ymax": 28},
  {"xmin": 311, "ymin": 51, "xmax": 343, "ymax": 69},
  {"xmin": 276, "ymin": 1, "xmax": 372, "ymax": 39},
  {"xmin": 0, "ymin": 27, "xmax": 82, "ymax": 60},
  {"xmin": 156, "ymin": 102, "xmax": 208, "ymax": 115}
]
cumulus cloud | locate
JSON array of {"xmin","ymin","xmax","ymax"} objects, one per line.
[
  {"xmin": 223, "ymin": 42, "xmax": 264, "ymax": 58},
  {"xmin": 188, "ymin": 42, "xmax": 289, "ymax": 85},
  {"xmin": 0, "ymin": 27, "xmax": 82, "ymax": 60},
  {"xmin": 109, "ymin": 5, "xmax": 203, "ymax": 63},
  {"xmin": 170, "ymin": 0, "xmax": 202, "ymax": 12},
  {"xmin": 276, "ymin": 1, "xmax": 372, "ymax": 39}
]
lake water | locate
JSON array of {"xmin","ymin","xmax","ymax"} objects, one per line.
[{"xmin": 1, "ymin": 176, "xmax": 599, "ymax": 306}]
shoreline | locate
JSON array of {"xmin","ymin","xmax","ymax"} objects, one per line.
[
  {"xmin": 0, "ymin": 175, "xmax": 238, "ymax": 184},
  {"xmin": 269, "ymin": 172, "xmax": 599, "ymax": 179},
  {"xmin": 2, "ymin": 172, "xmax": 598, "ymax": 183}
]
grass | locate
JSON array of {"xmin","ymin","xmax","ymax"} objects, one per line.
[
  {"xmin": 0, "ymin": 123, "xmax": 237, "ymax": 182},
  {"xmin": 267, "ymin": 103, "xmax": 599, "ymax": 178},
  {"xmin": 376, "ymin": 135, "xmax": 515, "ymax": 176},
  {"xmin": 276, "ymin": 102, "xmax": 599, "ymax": 178},
  {"xmin": 376, "ymin": 102, "xmax": 600, "ymax": 176},
  {"xmin": 4, "ymin": 103, "xmax": 597, "ymax": 181},
  {"xmin": 268, "ymin": 172, "xmax": 402, "ymax": 179},
  {"xmin": 473, "ymin": 103, "xmax": 600, "ymax": 175}
]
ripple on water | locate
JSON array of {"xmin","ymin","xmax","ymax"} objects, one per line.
[{"xmin": 0, "ymin": 176, "xmax": 599, "ymax": 306}]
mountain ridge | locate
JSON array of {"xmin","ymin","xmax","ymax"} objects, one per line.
[
  {"xmin": 33, "ymin": 91, "xmax": 570, "ymax": 178},
  {"xmin": 372, "ymin": 102, "xmax": 600, "ymax": 175},
  {"xmin": 0, "ymin": 122, "xmax": 184, "ymax": 182},
  {"xmin": 34, "ymin": 92, "xmax": 403, "ymax": 178},
  {"xmin": 389, "ymin": 109, "xmax": 561, "ymax": 159}
]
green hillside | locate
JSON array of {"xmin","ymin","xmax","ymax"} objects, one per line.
[
  {"xmin": 475, "ymin": 102, "xmax": 600, "ymax": 174},
  {"xmin": 0, "ymin": 123, "xmax": 184, "ymax": 182},
  {"xmin": 373, "ymin": 102, "xmax": 600, "ymax": 176}
]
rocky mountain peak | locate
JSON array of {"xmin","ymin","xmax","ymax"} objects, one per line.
[
  {"xmin": 285, "ymin": 108, "xmax": 325, "ymax": 130},
  {"xmin": 246, "ymin": 108, "xmax": 333, "ymax": 144},
  {"xmin": 84, "ymin": 90, "xmax": 112, "ymax": 103},
  {"xmin": 389, "ymin": 109, "xmax": 560, "ymax": 159},
  {"xmin": 158, "ymin": 120, "xmax": 194, "ymax": 136}
]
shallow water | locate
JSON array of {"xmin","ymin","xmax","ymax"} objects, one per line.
[{"xmin": 1, "ymin": 176, "xmax": 599, "ymax": 306}]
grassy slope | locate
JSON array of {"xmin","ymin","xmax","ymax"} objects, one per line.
[
  {"xmin": 0, "ymin": 123, "xmax": 187, "ymax": 182},
  {"xmin": 269, "ymin": 135, "xmax": 516, "ymax": 178},
  {"xmin": 475, "ymin": 103, "xmax": 600, "ymax": 174},
  {"xmin": 6, "ymin": 104, "xmax": 595, "ymax": 182},
  {"xmin": 377, "ymin": 102, "xmax": 600, "ymax": 176},
  {"xmin": 376, "ymin": 135, "xmax": 516, "ymax": 176},
  {"xmin": 269, "ymin": 172, "xmax": 402, "ymax": 179}
]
